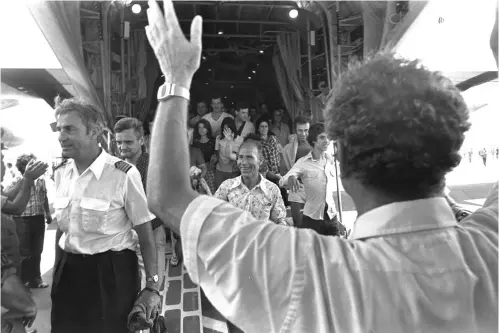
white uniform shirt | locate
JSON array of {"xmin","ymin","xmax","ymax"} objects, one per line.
[
  {"xmin": 53, "ymin": 150, "xmax": 154, "ymax": 255},
  {"xmin": 180, "ymin": 182, "xmax": 498, "ymax": 333}
]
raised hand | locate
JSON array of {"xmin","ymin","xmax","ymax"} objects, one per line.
[
  {"xmin": 145, "ymin": 0, "xmax": 203, "ymax": 88},
  {"xmin": 24, "ymin": 160, "xmax": 48, "ymax": 181}
]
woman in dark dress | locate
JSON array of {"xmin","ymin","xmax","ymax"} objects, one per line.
[{"xmin": 192, "ymin": 119, "xmax": 217, "ymax": 193}]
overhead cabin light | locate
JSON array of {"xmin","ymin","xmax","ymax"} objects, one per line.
[
  {"xmin": 132, "ymin": 4, "xmax": 142, "ymax": 14},
  {"xmin": 248, "ymin": 76, "xmax": 252, "ymax": 79},
  {"xmin": 208, "ymin": 68, "xmax": 212, "ymax": 71},
  {"xmin": 289, "ymin": 9, "xmax": 299, "ymax": 19},
  {"xmin": 252, "ymin": 70, "xmax": 256, "ymax": 74},
  {"xmin": 259, "ymin": 50, "xmax": 264, "ymax": 54},
  {"xmin": 202, "ymin": 56, "xmax": 206, "ymax": 60},
  {"xmin": 218, "ymin": 30, "xmax": 224, "ymax": 35}
]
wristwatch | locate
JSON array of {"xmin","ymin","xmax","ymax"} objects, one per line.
[
  {"xmin": 157, "ymin": 83, "xmax": 190, "ymax": 102},
  {"xmin": 146, "ymin": 274, "xmax": 159, "ymax": 283}
]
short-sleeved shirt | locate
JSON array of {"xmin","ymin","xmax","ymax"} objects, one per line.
[
  {"xmin": 214, "ymin": 175, "xmax": 287, "ymax": 224},
  {"xmin": 179, "ymin": 182, "xmax": 499, "ymax": 333},
  {"xmin": 53, "ymin": 150, "xmax": 154, "ymax": 255},
  {"xmin": 202, "ymin": 112, "xmax": 233, "ymax": 138}
]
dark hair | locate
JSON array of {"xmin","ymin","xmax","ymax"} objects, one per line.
[
  {"xmin": 16, "ymin": 153, "xmax": 36, "ymax": 175},
  {"xmin": 255, "ymin": 117, "xmax": 272, "ymax": 136},
  {"xmin": 220, "ymin": 117, "xmax": 238, "ymax": 140},
  {"xmin": 193, "ymin": 119, "xmax": 214, "ymax": 143},
  {"xmin": 307, "ymin": 123, "xmax": 326, "ymax": 146},
  {"xmin": 211, "ymin": 96, "xmax": 223, "ymax": 103},
  {"xmin": 294, "ymin": 115, "xmax": 310, "ymax": 129},
  {"xmin": 236, "ymin": 101, "xmax": 250, "ymax": 111},
  {"xmin": 197, "ymin": 100, "xmax": 207, "ymax": 107},
  {"xmin": 114, "ymin": 117, "xmax": 144, "ymax": 138},
  {"xmin": 324, "ymin": 52, "xmax": 471, "ymax": 199},
  {"xmin": 54, "ymin": 96, "xmax": 105, "ymax": 134}
]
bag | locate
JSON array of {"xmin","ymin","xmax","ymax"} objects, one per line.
[{"xmin": 151, "ymin": 315, "xmax": 168, "ymax": 333}]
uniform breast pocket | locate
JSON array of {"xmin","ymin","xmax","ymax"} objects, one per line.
[
  {"xmin": 53, "ymin": 197, "xmax": 71, "ymax": 230},
  {"xmin": 79, "ymin": 198, "xmax": 111, "ymax": 233}
]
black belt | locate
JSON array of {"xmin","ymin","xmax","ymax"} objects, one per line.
[{"xmin": 65, "ymin": 249, "xmax": 132, "ymax": 260}]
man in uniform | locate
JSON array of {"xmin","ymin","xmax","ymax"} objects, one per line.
[
  {"xmin": 51, "ymin": 97, "xmax": 160, "ymax": 333},
  {"xmin": 114, "ymin": 117, "xmax": 167, "ymax": 292}
]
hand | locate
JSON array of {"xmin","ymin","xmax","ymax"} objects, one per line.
[
  {"xmin": 210, "ymin": 155, "xmax": 218, "ymax": 164},
  {"xmin": 223, "ymin": 128, "xmax": 234, "ymax": 141},
  {"xmin": 46, "ymin": 215, "xmax": 53, "ymax": 224},
  {"xmin": 288, "ymin": 176, "xmax": 300, "ymax": 193},
  {"xmin": 145, "ymin": 0, "xmax": 203, "ymax": 88},
  {"xmin": 24, "ymin": 160, "xmax": 48, "ymax": 181},
  {"xmin": 127, "ymin": 289, "xmax": 162, "ymax": 331}
]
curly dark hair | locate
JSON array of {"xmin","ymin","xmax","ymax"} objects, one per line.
[
  {"xmin": 16, "ymin": 153, "xmax": 36, "ymax": 175},
  {"xmin": 324, "ymin": 52, "xmax": 471, "ymax": 199},
  {"xmin": 307, "ymin": 123, "xmax": 325, "ymax": 147}
]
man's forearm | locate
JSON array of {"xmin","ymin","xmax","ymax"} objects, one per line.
[
  {"xmin": 3, "ymin": 180, "xmax": 22, "ymax": 200},
  {"xmin": 2, "ymin": 177, "xmax": 34, "ymax": 215},
  {"xmin": 148, "ymin": 97, "xmax": 198, "ymax": 235},
  {"xmin": 135, "ymin": 222, "xmax": 159, "ymax": 289}
]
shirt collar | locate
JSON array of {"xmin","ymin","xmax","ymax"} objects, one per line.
[
  {"xmin": 304, "ymin": 151, "xmax": 332, "ymax": 162},
  {"xmin": 69, "ymin": 149, "xmax": 108, "ymax": 180},
  {"xmin": 230, "ymin": 174, "xmax": 271, "ymax": 196},
  {"xmin": 350, "ymin": 197, "xmax": 457, "ymax": 240}
]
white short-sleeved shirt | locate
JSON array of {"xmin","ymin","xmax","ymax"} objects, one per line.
[
  {"xmin": 180, "ymin": 182, "xmax": 498, "ymax": 333},
  {"xmin": 53, "ymin": 150, "xmax": 154, "ymax": 255},
  {"xmin": 202, "ymin": 112, "xmax": 233, "ymax": 138}
]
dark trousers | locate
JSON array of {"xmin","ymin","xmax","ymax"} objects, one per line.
[
  {"xmin": 300, "ymin": 205, "xmax": 343, "ymax": 236},
  {"xmin": 14, "ymin": 215, "xmax": 45, "ymax": 284},
  {"xmin": 51, "ymin": 249, "xmax": 140, "ymax": 333}
]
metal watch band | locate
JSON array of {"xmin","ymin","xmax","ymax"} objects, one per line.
[{"xmin": 157, "ymin": 83, "xmax": 190, "ymax": 102}]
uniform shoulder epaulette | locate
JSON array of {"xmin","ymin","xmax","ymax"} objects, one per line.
[{"xmin": 115, "ymin": 160, "xmax": 133, "ymax": 174}]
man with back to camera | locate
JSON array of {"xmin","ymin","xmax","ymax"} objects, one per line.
[
  {"xmin": 114, "ymin": 117, "xmax": 167, "ymax": 298},
  {"xmin": 144, "ymin": 1, "xmax": 498, "ymax": 332},
  {"xmin": 51, "ymin": 97, "xmax": 160, "ymax": 333},
  {"xmin": 215, "ymin": 137, "xmax": 288, "ymax": 225},
  {"xmin": 280, "ymin": 115, "xmax": 312, "ymax": 226},
  {"xmin": 202, "ymin": 96, "xmax": 233, "ymax": 137}
]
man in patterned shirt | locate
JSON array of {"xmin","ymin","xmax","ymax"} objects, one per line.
[
  {"xmin": 215, "ymin": 138, "xmax": 288, "ymax": 225},
  {"xmin": 6, "ymin": 154, "xmax": 52, "ymax": 289}
]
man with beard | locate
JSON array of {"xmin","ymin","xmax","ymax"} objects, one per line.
[
  {"xmin": 51, "ymin": 98, "xmax": 160, "ymax": 333},
  {"xmin": 202, "ymin": 96, "xmax": 233, "ymax": 137},
  {"xmin": 215, "ymin": 138, "xmax": 287, "ymax": 225},
  {"xmin": 280, "ymin": 115, "xmax": 311, "ymax": 226},
  {"xmin": 280, "ymin": 123, "xmax": 343, "ymax": 236},
  {"xmin": 114, "ymin": 117, "xmax": 166, "ymax": 293},
  {"xmin": 145, "ymin": 1, "xmax": 498, "ymax": 331}
]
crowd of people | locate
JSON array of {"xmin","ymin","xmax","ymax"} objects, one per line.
[{"xmin": 1, "ymin": 0, "xmax": 498, "ymax": 332}]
